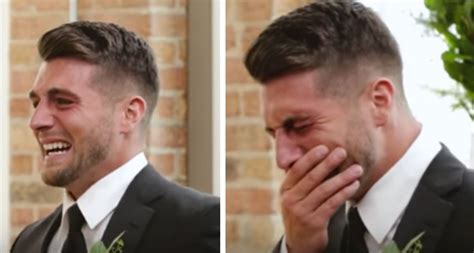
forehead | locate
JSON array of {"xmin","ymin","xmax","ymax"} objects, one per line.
[
  {"xmin": 263, "ymin": 69, "xmax": 320, "ymax": 97},
  {"xmin": 31, "ymin": 58, "xmax": 98, "ymax": 96},
  {"xmin": 262, "ymin": 70, "xmax": 345, "ymax": 127},
  {"xmin": 264, "ymin": 71, "xmax": 320, "ymax": 114}
]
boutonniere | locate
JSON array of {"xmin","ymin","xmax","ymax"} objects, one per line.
[
  {"xmin": 382, "ymin": 232, "xmax": 425, "ymax": 253},
  {"xmin": 89, "ymin": 231, "xmax": 125, "ymax": 253}
]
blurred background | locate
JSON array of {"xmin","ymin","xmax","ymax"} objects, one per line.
[
  {"xmin": 0, "ymin": 0, "xmax": 222, "ymax": 251},
  {"xmin": 226, "ymin": 0, "xmax": 472, "ymax": 252}
]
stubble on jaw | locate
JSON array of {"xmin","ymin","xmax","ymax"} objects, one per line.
[
  {"xmin": 41, "ymin": 115, "xmax": 114, "ymax": 188},
  {"xmin": 344, "ymin": 113, "xmax": 377, "ymax": 200}
]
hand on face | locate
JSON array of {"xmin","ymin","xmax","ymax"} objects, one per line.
[{"xmin": 280, "ymin": 145, "xmax": 363, "ymax": 253}]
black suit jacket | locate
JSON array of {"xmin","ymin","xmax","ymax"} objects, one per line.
[
  {"xmin": 10, "ymin": 164, "xmax": 220, "ymax": 253},
  {"xmin": 273, "ymin": 146, "xmax": 474, "ymax": 253}
]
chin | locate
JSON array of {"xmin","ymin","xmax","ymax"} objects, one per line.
[{"xmin": 41, "ymin": 166, "xmax": 77, "ymax": 187}]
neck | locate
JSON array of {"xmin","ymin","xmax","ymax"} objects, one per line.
[
  {"xmin": 353, "ymin": 114, "xmax": 421, "ymax": 201},
  {"xmin": 66, "ymin": 141, "xmax": 144, "ymax": 199}
]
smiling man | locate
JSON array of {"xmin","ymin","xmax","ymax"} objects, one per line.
[
  {"xmin": 10, "ymin": 21, "xmax": 219, "ymax": 253},
  {"xmin": 244, "ymin": 1, "xmax": 474, "ymax": 253}
]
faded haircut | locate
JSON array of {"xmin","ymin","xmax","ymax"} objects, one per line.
[
  {"xmin": 38, "ymin": 21, "xmax": 159, "ymax": 127},
  {"xmin": 244, "ymin": 0, "xmax": 405, "ymax": 101}
]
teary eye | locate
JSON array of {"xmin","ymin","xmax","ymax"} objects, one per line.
[
  {"xmin": 55, "ymin": 97, "xmax": 73, "ymax": 106},
  {"xmin": 287, "ymin": 123, "xmax": 311, "ymax": 134},
  {"xmin": 293, "ymin": 123, "xmax": 311, "ymax": 132},
  {"xmin": 283, "ymin": 118, "xmax": 313, "ymax": 136}
]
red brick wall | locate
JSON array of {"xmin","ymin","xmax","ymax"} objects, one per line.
[
  {"xmin": 9, "ymin": 0, "xmax": 188, "ymax": 243},
  {"xmin": 226, "ymin": 1, "xmax": 311, "ymax": 252}
]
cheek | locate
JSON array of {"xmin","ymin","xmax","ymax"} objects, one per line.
[
  {"xmin": 290, "ymin": 114, "xmax": 353, "ymax": 152},
  {"xmin": 54, "ymin": 113, "xmax": 83, "ymax": 136},
  {"xmin": 111, "ymin": 110, "xmax": 125, "ymax": 132},
  {"xmin": 294, "ymin": 131, "xmax": 342, "ymax": 152},
  {"xmin": 57, "ymin": 112, "xmax": 106, "ymax": 141}
]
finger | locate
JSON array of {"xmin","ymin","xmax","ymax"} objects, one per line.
[
  {"xmin": 301, "ymin": 164, "xmax": 363, "ymax": 211},
  {"xmin": 311, "ymin": 179, "xmax": 360, "ymax": 222},
  {"xmin": 285, "ymin": 147, "xmax": 347, "ymax": 200},
  {"xmin": 281, "ymin": 145, "xmax": 329, "ymax": 192}
]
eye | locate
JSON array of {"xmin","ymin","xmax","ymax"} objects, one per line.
[
  {"xmin": 294, "ymin": 124, "xmax": 312, "ymax": 134},
  {"xmin": 285, "ymin": 122, "xmax": 313, "ymax": 136},
  {"xmin": 55, "ymin": 97, "xmax": 73, "ymax": 107}
]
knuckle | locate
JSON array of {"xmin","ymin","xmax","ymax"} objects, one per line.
[
  {"xmin": 281, "ymin": 194, "xmax": 296, "ymax": 208},
  {"xmin": 324, "ymin": 196, "xmax": 340, "ymax": 211},
  {"xmin": 317, "ymin": 182, "xmax": 332, "ymax": 198},
  {"xmin": 291, "ymin": 205, "xmax": 305, "ymax": 218},
  {"xmin": 280, "ymin": 183, "xmax": 289, "ymax": 194},
  {"xmin": 282, "ymin": 201, "xmax": 306, "ymax": 220},
  {"xmin": 309, "ymin": 211, "xmax": 329, "ymax": 228},
  {"xmin": 300, "ymin": 214, "xmax": 316, "ymax": 226},
  {"xmin": 306, "ymin": 169, "xmax": 321, "ymax": 182}
]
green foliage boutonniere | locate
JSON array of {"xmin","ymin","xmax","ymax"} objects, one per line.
[
  {"xmin": 89, "ymin": 232, "xmax": 125, "ymax": 253},
  {"xmin": 382, "ymin": 232, "xmax": 425, "ymax": 253}
]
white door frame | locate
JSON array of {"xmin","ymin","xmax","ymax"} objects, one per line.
[
  {"xmin": 212, "ymin": 0, "xmax": 223, "ymax": 196},
  {"xmin": 187, "ymin": 0, "xmax": 221, "ymax": 196},
  {"xmin": 0, "ymin": 0, "xmax": 10, "ymax": 251}
]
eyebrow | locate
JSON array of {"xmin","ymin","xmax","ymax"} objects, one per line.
[{"xmin": 28, "ymin": 87, "xmax": 80, "ymax": 101}]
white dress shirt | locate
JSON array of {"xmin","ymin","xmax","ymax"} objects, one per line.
[
  {"xmin": 356, "ymin": 127, "xmax": 440, "ymax": 252},
  {"xmin": 48, "ymin": 152, "xmax": 147, "ymax": 253},
  {"xmin": 281, "ymin": 127, "xmax": 441, "ymax": 253}
]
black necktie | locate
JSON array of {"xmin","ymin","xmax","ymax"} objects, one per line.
[
  {"xmin": 62, "ymin": 204, "xmax": 87, "ymax": 253},
  {"xmin": 342, "ymin": 207, "xmax": 369, "ymax": 253}
]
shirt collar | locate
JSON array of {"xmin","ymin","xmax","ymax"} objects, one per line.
[
  {"xmin": 356, "ymin": 127, "xmax": 441, "ymax": 244},
  {"xmin": 62, "ymin": 152, "xmax": 148, "ymax": 230}
]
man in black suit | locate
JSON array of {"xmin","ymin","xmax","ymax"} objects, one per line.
[
  {"xmin": 244, "ymin": 1, "xmax": 474, "ymax": 253},
  {"xmin": 10, "ymin": 21, "xmax": 219, "ymax": 253}
]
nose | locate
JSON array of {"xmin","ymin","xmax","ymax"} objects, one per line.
[
  {"xmin": 275, "ymin": 129, "xmax": 304, "ymax": 170},
  {"xmin": 29, "ymin": 102, "xmax": 54, "ymax": 132}
]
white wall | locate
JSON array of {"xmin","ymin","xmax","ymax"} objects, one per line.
[
  {"xmin": 361, "ymin": 0, "xmax": 472, "ymax": 166},
  {"xmin": 0, "ymin": 0, "xmax": 10, "ymax": 251}
]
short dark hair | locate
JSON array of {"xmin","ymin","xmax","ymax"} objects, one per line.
[
  {"xmin": 245, "ymin": 0, "xmax": 404, "ymax": 100},
  {"xmin": 38, "ymin": 21, "xmax": 159, "ymax": 127}
]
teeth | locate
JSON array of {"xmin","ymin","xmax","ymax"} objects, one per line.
[
  {"xmin": 48, "ymin": 149, "xmax": 68, "ymax": 155},
  {"xmin": 42, "ymin": 142, "xmax": 71, "ymax": 151}
]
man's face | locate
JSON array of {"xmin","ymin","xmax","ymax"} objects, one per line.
[
  {"xmin": 29, "ymin": 58, "xmax": 116, "ymax": 187},
  {"xmin": 263, "ymin": 69, "xmax": 377, "ymax": 178}
]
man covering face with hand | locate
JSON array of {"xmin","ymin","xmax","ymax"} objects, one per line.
[{"xmin": 244, "ymin": 1, "xmax": 474, "ymax": 253}]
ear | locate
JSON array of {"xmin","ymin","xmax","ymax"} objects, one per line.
[
  {"xmin": 366, "ymin": 78, "xmax": 395, "ymax": 126},
  {"xmin": 119, "ymin": 96, "xmax": 147, "ymax": 134}
]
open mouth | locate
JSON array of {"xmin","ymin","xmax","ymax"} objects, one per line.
[{"xmin": 43, "ymin": 142, "xmax": 72, "ymax": 157}]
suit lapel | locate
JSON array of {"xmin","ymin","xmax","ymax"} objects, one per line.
[
  {"xmin": 324, "ymin": 206, "xmax": 346, "ymax": 253},
  {"xmin": 393, "ymin": 146, "xmax": 464, "ymax": 253},
  {"xmin": 41, "ymin": 207, "xmax": 62, "ymax": 253},
  {"xmin": 101, "ymin": 165, "xmax": 165, "ymax": 253},
  {"xmin": 393, "ymin": 184, "xmax": 453, "ymax": 253}
]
